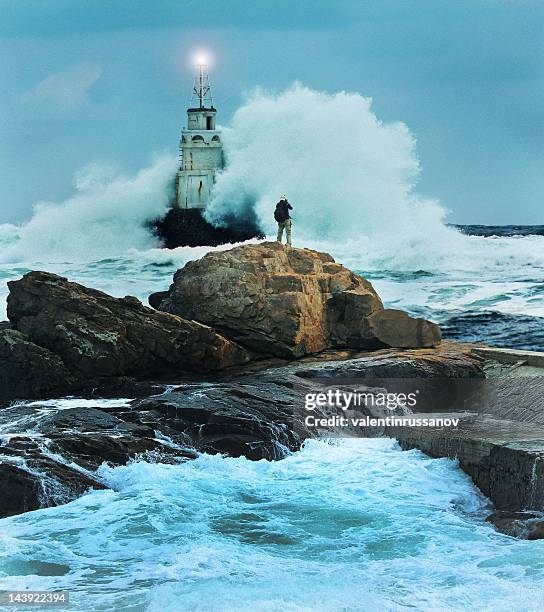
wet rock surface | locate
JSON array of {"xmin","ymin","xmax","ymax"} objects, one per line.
[
  {"xmin": 487, "ymin": 511, "xmax": 544, "ymax": 540},
  {"xmin": 0, "ymin": 442, "xmax": 107, "ymax": 519},
  {"xmin": 0, "ymin": 326, "xmax": 76, "ymax": 401},
  {"xmin": 0, "ymin": 464, "xmax": 43, "ymax": 518},
  {"xmin": 0, "ymin": 343, "xmax": 483, "ymax": 519},
  {"xmin": 129, "ymin": 381, "xmax": 300, "ymax": 461},
  {"xmin": 293, "ymin": 343, "xmax": 484, "ymax": 380}
]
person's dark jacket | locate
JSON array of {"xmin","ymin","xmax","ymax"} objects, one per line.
[{"xmin": 275, "ymin": 200, "xmax": 293, "ymax": 221}]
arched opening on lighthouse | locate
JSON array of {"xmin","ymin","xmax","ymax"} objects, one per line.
[
  {"xmin": 192, "ymin": 135, "xmax": 204, "ymax": 142},
  {"xmin": 212, "ymin": 135, "xmax": 220, "ymax": 142}
]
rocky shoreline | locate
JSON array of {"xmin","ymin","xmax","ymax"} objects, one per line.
[{"xmin": 1, "ymin": 242, "xmax": 542, "ymax": 540}]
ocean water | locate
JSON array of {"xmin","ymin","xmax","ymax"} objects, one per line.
[
  {"xmin": 1, "ymin": 437, "xmax": 543, "ymax": 611},
  {"xmin": 1, "ymin": 201, "xmax": 544, "ymax": 611},
  {"xmin": 1, "ymin": 86, "xmax": 543, "ymax": 608},
  {"xmin": 2, "ymin": 226, "xmax": 543, "ymax": 610}
]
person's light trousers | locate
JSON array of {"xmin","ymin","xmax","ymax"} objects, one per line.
[{"xmin": 277, "ymin": 219, "xmax": 292, "ymax": 246}]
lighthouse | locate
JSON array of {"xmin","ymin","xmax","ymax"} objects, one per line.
[
  {"xmin": 175, "ymin": 63, "xmax": 223, "ymax": 209},
  {"xmin": 153, "ymin": 60, "xmax": 261, "ymax": 248}
]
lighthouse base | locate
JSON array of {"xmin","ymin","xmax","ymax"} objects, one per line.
[{"xmin": 152, "ymin": 208, "xmax": 263, "ymax": 249}]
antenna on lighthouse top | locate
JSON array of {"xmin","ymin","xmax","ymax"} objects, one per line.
[{"xmin": 191, "ymin": 62, "xmax": 214, "ymax": 109}]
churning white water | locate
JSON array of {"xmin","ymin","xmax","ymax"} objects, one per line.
[
  {"xmin": 206, "ymin": 85, "xmax": 459, "ymax": 256},
  {"xmin": 0, "ymin": 155, "xmax": 175, "ymax": 263},
  {"xmin": 0, "ymin": 438, "xmax": 543, "ymax": 611}
]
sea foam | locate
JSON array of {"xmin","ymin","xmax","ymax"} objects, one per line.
[{"xmin": 0, "ymin": 439, "xmax": 542, "ymax": 611}]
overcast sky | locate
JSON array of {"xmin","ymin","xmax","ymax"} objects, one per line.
[{"xmin": 0, "ymin": 0, "xmax": 542, "ymax": 224}]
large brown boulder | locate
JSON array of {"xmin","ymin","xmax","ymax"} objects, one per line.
[
  {"xmin": 7, "ymin": 272, "xmax": 250, "ymax": 377},
  {"xmin": 154, "ymin": 242, "xmax": 441, "ymax": 357}
]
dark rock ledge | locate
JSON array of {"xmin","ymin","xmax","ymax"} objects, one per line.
[
  {"xmin": 0, "ymin": 342, "xmax": 481, "ymax": 517},
  {"xmin": 0, "ymin": 243, "xmax": 542, "ymax": 541}
]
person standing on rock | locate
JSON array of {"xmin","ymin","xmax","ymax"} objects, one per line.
[{"xmin": 275, "ymin": 196, "xmax": 293, "ymax": 246}]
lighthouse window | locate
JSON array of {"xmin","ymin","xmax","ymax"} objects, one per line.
[
  {"xmin": 192, "ymin": 135, "xmax": 204, "ymax": 142},
  {"xmin": 206, "ymin": 116, "xmax": 213, "ymax": 130},
  {"xmin": 212, "ymin": 135, "xmax": 220, "ymax": 142}
]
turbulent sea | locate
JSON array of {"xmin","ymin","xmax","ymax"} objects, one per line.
[
  {"xmin": 1, "ymin": 84, "xmax": 543, "ymax": 608},
  {"xmin": 1, "ymin": 437, "xmax": 544, "ymax": 611},
  {"xmin": 0, "ymin": 222, "xmax": 543, "ymax": 610}
]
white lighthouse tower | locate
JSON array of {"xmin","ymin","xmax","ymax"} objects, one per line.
[{"xmin": 175, "ymin": 63, "xmax": 224, "ymax": 209}]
